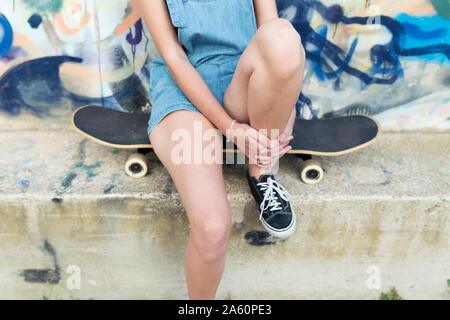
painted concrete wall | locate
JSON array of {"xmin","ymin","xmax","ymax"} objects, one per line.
[
  {"xmin": 0, "ymin": 0, "xmax": 449, "ymax": 131},
  {"xmin": 1, "ymin": 131, "xmax": 449, "ymax": 299}
]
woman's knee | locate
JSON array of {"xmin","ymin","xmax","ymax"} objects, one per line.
[
  {"xmin": 255, "ymin": 18, "xmax": 305, "ymax": 79},
  {"xmin": 190, "ymin": 213, "xmax": 231, "ymax": 262}
]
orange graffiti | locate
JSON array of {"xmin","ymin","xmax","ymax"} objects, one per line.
[
  {"xmin": 114, "ymin": 6, "xmax": 141, "ymax": 37},
  {"xmin": 54, "ymin": 5, "xmax": 91, "ymax": 36},
  {"xmin": 12, "ymin": 31, "xmax": 46, "ymax": 57}
]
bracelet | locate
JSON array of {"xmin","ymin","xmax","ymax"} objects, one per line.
[{"xmin": 226, "ymin": 120, "xmax": 237, "ymax": 143}]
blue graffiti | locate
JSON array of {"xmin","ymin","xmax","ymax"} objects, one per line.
[
  {"xmin": 0, "ymin": 13, "xmax": 13, "ymax": 57},
  {"xmin": 278, "ymin": 0, "xmax": 449, "ymax": 83},
  {"xmin": 395, "ymin": 13, "xmax": 450, "ymax": 65},
  {"xmin": 126, "ymin": 19, "xmax": 150, "ymax": 63},
  {"xmin": 126, "ymin": 19, "xmax": 144, "ymax": 46},
  {"xmin": 277, "ymin": 0, "xmax": 450, "ymax": 117},
  {"xmin": 1, "ymin": 1, "xmax": 449, "ymax": 119},
  {"xmin": 27, "ymin": 13, "xmax": 43, "ymax": 29}
]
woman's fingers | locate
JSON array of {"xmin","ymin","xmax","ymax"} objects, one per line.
[
  {"xmin": 277, "ymin": 144, "xmax": 292, "ymax": 159},
  {"xmin": 233, "ymin": 122, "xmax": 294, "ymax": 165},
  {"xmin": 255, "ymin": 145, "xmax": 292, "ymax": 169},
  {"xmin": 247, "ymin": 128, "xmax": 272, "ymax": 151},
  {"xmin": 278, "ymin": 135, "xmax": 293, "ymax": 153},
  {"xmin": 246, "ymin": 135, "xmax": 291, "ymax": 161},
  {"xmin": 278, "ymin": 109, "xmax": 296, "ymax": 145},
  {"xmin": 245, "ymin": 125, "xmax": 294, "ymax": 153},
  {"xmin": 264, "ymin": 139, "xmax": 292, "ymax": 157},
  {"xmin": 279, "ymin": 133, "xmax": 294, "ymax": 145},
  {"xmin": 266, "ymin": 144, "xmax": 292, "ymax": 162},
  {"xmin": 254, "ymin": 144, "xmax": 292, "ymax": 167}
]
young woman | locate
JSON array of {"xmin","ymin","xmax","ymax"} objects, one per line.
[{"xmin": 134, "ymin": 0, "xmax": 305, "ymax": 299}]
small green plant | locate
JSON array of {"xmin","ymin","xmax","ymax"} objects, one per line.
[
  {"xmin": 41, "ymin": 294, "xmax": 93, "ymax": 300},
  {"xmin": 379, "ymin": 287, "xmax": 403, "ymax": 300}
]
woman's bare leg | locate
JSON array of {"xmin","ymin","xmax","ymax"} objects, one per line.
[
  {"xmin": 150, "ymin": 110, "xmax": 231, "ymax": 300},
  {"xmin": 224, "ymin": 18, "xmax": 305, "ymax": 178}
]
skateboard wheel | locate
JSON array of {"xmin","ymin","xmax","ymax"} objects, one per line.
[
  {"xmin": 125, "ymin": 153, "xmax": 148, "ymax": 178},
  {"xmin": 300, "ymin": 159, "xmax": 324, "ymax": 185}
]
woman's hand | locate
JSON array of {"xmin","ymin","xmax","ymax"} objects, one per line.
[
  {"xmin": 229, "ymin": 122, "xmax": 292, "ymax": 168},
  {"xmin": 278, "ymin": 108, "xmax": 296, "ymax": 150}
]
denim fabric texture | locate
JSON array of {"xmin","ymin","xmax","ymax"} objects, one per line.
[{"xmin": 147, "ymin": 0, "xmax": 257, "ymax": 135}]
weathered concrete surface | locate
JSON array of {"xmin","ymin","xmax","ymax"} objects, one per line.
[{"xmin": 0, "ymin": 130, "xmax": 449, "ymax": 300}]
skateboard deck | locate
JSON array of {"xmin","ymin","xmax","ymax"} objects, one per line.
[{"xmin": 72, "ymin": 105, "xmax": 380, "ymax": 183}]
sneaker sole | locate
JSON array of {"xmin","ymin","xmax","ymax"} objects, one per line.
[{"xmin": 260, "ymin": 210, "xmax": 296, "ymax": 239}]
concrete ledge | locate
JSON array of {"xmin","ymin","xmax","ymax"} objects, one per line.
[{"xmin": 0, "ymin": 131, "xmax": 449, "ymax": 299}]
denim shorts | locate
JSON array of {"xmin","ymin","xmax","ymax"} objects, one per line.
[{"xmin": 147, "ymin": 0, "xmax": 257, "ymax": 136}]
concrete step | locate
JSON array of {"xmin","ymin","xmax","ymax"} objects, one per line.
[{"xmin": 0, "ymin": 130, "xmax": 449, "ymax": 299}]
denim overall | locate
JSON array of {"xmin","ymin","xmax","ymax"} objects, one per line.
[{"xmin": 147, "ymin": 0, "xmax": 258, "ymax": 135}]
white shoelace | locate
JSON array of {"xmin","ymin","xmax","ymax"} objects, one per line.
[{"xmin": 257, "ymin": 177, "xmax": 291, "ymax": 221}]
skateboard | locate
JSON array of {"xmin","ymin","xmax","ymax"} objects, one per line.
[{"xmin": 71, "ymin": 105, "xmax": 380, "ymax": 184}]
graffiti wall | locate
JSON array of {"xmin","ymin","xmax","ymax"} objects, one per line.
[{"xmin": 0, "ymin": 0, "xmax": 449, "ymax": 131}]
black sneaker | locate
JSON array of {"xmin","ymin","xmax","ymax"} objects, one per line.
[{"xmin": 247, "ymin": 172, "xmax": 296, "ymax": 239}]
